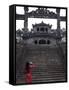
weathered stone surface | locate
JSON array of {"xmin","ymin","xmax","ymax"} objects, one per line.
[{"xmin": 16, "ymin": 44, "xmax": 66, "ymax": 84}]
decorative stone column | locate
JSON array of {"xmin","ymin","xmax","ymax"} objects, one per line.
[
  {"xmin": 56, "ymin": 8, "xmax": 61, "ymax": 36},
  {"xmin": 24, "ymin": 6, "xmax": 28, "ymax": 32},
  {"xmin": 56, "ymin": 9, "xmax": 60, "ymax": 29}
]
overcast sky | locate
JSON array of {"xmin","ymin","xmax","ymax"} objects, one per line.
[{"xmin": 16, "ymin": 6, "xmax": 66, "ymax": 31}]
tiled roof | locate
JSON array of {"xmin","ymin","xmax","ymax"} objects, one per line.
[{"xmin": 32, "ymin": 21, "xmax": 52, "ymax": 28}]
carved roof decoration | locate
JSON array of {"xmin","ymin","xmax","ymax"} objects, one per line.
[
  {"xmin": 32, "ymin": 21, "xmax": 52, "ymax": 28},
  {"xmin": 28, "ymin": 8, "xmax": 57, "ymax": 18}
]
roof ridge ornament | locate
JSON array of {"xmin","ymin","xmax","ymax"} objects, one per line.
[{"xmin": 41, "ymin": 21, "xmax": 44, "ymax": 23}]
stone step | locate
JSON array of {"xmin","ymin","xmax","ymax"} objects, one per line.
[
  {"xmin": 16, "ymin": 75, "xmax": 65, "ymax": 83},
  {"xmin": 32, "ymin": 69, "xmax": 64, "ymax": 72},
  {"xmin": 32, "ymin": 78, "xmax": 66, "ymax": 83},
  {"xmin": 32, "ymin": 76, "xmax": 65, "ymax": 81},
  {"xmin": 16, "ymin": 78, "xmax": 65, "ymax": 84},
  {"xmin": 32, "ymin": 70, "xmax": 65, "ymax": 73},
  {"xmin": 16, "ymin": 67, "xmax": 64, "ymax": 74},
  {"xmin": 16, "ymin": 72, "xmax": 65, "ymax": 79},
  {"xmin": 16, "ymin": 75, "xmax": 65, "ymax": 80}
]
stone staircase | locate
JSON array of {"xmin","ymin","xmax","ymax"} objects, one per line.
[{"xmin": 16, "ymin": 44, "xmax": 66, "ymax": 84}]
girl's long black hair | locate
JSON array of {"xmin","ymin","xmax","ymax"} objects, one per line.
[{"xmin": 25, "ymin": 62, "xmax": 30, "ymax": 73}]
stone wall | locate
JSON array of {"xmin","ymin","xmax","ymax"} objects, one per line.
[{"xmin": 23, "ymin": 37, "xmax": 57, "ymax": 46}]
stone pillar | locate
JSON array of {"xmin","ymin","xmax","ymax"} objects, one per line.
[
  {"xmin": 24, "ymin": 6, "xmax": 28, "ymax": 32},
  {"xmin": 56, "ymin": 9, "xmax": 60, "ymax": 30},
  {"xmin": 56, "ymin": 8, "xmax": 61, "ymax": 37}
]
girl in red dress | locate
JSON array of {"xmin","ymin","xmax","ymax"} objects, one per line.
[{"xmin": 25, "ymin": 62, "xmax": 36, "ymax": 84}]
